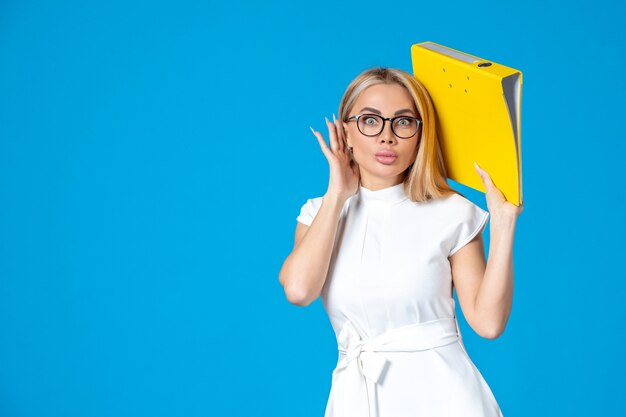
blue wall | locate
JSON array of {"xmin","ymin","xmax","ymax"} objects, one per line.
[{"xmin": 1, "ymin": 0, "xmax": 624, "ymax": 416}]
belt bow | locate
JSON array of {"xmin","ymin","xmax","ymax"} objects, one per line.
[{"xmin": 329, "ymin": 318, "xmax": 461, "ymax": 417}]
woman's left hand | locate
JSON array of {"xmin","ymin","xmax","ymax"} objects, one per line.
[{"xmin": 474, "ymin": 162, "xmax": 524, "ymax": 227}]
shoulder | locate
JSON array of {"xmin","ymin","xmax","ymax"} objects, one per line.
[
  {"xmin": 295, "ymin": 196, "xmax": 325, "ymax": 226},
  {"xmin": 296, "ymin": 195, "xmax": 352, "ymax": 226},
  {"xmin": 307, "ymin": 196, "xmax": 324, "ymax": 210},
  {"xmin": 405, "ymin": 192, "xmax": 480, "ymax": 218},
  {"xmin": 447, "ymin": 192, "xmax": 486, "ymax": 214},
  {"xmin": 300, "ymin": 196, "xmax": 324, "ymax": 215},
  {"xmin": 420, "ymin": 192, "xmax": 485, "ymax": 217},
  {"xmin": 442, "ymin": 193, "xmax": 490, "ymax": 256}
]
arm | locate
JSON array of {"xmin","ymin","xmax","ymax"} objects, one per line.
[
  {"xmin": 279, "ymin": 115, "xmax": 359, "ymax": 307},
  {"xmin": 450, "ymin": 162, "xmax": 524, "ymax": 339},
  {"xmin": 279, "ymin": 193, "xmax": 345, "ymax": 306},
  {"xmin": 449, "ymin": 219, "xmax": 516, "ymax": 339}
]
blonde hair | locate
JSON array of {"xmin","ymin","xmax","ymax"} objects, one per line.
[{"xmin": 338, "ymin": 67, "xmax": 459, "ymax": 202}]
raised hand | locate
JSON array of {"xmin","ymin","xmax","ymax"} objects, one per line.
[
  {"xmin": 473, "ymin": 161, "xmax": 524, "ymax": 228},
  {"xmin": 310, "ymin": 114, "xmax": 360, "ymax": 203}
]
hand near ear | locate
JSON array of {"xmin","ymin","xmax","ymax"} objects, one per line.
[{"xmin": 310, "ymin": 114, "xmax": 360, "ymax": 203}]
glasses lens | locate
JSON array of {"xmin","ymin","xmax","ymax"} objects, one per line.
[
  {"xmin": 357, "ymin": 114, "xmax": 384, "ymax": 136},
  {"xmin": 392, "ymin": 117, "xmax": 419, "ymax": 138}
]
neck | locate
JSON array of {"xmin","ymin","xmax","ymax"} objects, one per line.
[{"xmin": 360, "ymin": 173, "xmax": 405, "ymax": 191}]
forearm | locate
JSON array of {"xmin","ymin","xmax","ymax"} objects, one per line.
[
  {"xmin": 280, "ymin": 194, "xmax": 345, "ymax": 306},
  {"xmin": 474, "ymin": 218, "xmax": 516, "ymax": 337}
]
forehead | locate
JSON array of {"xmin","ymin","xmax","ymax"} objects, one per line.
[{"xmin": 353, "ymin": 83, "xmax": 416, "ymax": 112}]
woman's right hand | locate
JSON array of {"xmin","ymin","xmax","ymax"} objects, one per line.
[{"xmin": 310, "ymin": 114, "xmax": 360, "ymax": 203}]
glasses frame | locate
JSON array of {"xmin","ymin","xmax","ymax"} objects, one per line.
[{"xmin": 345, "ymin": 113, "xmax": 423, "ymax": 139}]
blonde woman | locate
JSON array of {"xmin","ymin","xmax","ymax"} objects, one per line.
[{"xmin": 279, "ymin": 67, "xmax": 523, "ymax": 416}]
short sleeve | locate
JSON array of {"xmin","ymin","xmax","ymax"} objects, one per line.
[
  {"xmin": 296, "ymin": 197, "xmax": 324, "ymax": 226},
  {"xmin": 447, "ymin": 195, "xmax": 490, "ymax": 257}
]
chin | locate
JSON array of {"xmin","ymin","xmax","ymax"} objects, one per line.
[{"xmin": 367, "ymin": 165, "xmax": 407, "ymax": 179}]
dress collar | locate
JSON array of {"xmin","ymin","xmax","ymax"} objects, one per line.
[{"xmin": 357, "ymin": 182, "xmax": 408, "ymax": 206}]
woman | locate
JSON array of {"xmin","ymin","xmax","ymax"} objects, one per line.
[{"xmin": 278, "ymin": 67, "xmax": 523, "ymax": 417}]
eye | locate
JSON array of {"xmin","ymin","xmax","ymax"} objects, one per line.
[
  {"xmin": 397, "ymin": 117, "xmax": 412, "ymax": 126},
  {"xmin": 364, "ymin": 116, "xmax": 379, "ymax": 126}
]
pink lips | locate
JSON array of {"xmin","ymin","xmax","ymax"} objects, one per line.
[{"xmin": 375, "ymin": 150, "xmax": 398, "ymax": 165}]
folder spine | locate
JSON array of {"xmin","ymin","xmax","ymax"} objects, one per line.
[{"xmin": 412, "ymin": 43, "xmax": 519, "ymax": 81}]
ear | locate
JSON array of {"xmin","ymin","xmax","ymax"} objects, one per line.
[{"xmin": 343, "ymin": 126, "xmax": 352, "ymax": 148}]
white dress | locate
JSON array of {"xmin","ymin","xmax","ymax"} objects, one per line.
[{"xmin": 296, "ymin": 183, "xmax": 504, "ymax": 417}]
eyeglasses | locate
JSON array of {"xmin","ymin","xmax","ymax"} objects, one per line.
[{"xmin": 344, "ymin": 113, "xmax": 422, "ymax": 139}]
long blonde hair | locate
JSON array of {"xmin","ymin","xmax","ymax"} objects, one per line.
[{"xmin": 338, "ymin": 67, "xmax": 458, "ymax": 202}]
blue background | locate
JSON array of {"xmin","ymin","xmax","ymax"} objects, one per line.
[{"xmin": 1, "ymin": 0, "xmax": 624, "ymax": 416}]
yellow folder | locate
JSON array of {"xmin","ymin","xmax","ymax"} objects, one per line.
[{"xmin": 410, "ymin": 41, "xmax": 523, "ymax": 206}]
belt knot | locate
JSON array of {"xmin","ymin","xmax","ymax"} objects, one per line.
[{"xmin": 330, "ymin": 318, "xmax": 461, "ymax": 417}]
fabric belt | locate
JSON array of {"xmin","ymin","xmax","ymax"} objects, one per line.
[{"xmin": 331, "ymin": 317, "xmax": 463, "ymax": 417}]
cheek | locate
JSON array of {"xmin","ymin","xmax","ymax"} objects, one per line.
[
  {"xmin": 404, "ymin": 142, "xmax": 419, "ymax": 159},
  {"xmin": 352, "ymin": 142, "xmax": 376, "ymax": 162},
  {"xmin": 398, "ymin": 144, "xmax": 419, "ymax": 168}
]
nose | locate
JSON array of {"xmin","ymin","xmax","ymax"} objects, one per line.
[{"xmin": 380, "ymin": 121, "xmax": 397, "ymax": 144}]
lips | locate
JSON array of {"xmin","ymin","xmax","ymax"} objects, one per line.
[
  {"xmin": 375, "ymin": 150, "xmax": 398, "ymax": 157},
  {"xmin": 375, "ymin": 150, "xmax": 398, "ymax": 165}
]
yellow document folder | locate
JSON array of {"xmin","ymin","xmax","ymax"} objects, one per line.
[{"xmin": 411, "ymin": 41, "xmax": 523, "ymax": 206}]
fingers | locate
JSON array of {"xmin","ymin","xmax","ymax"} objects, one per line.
[
  {"xmin": 326, "ymin": 116, "xmax": 342, "ymax": 153},
  {"xmin": 310, "ymin": 126, "xmax": 332, "ymax": 160},
  {"xmin": 474, "ymin": 161, "xmax": 496, "ymax": 191},
  {"xmin": 334, "ymin": 113, "xmax": 347, "ymax": 152},
  {"xmin": 474, "ymin": 161, "xmax": 506, "ymax": 202},
  {"xmin": 311, "ymin": 114, "xmax": 346, "ymax": 158}
]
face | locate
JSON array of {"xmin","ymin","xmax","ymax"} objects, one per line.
[{"xmin": 344, "ymin": 83, "xmax": 420, "ymax": 189}]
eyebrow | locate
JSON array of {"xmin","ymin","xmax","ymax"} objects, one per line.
[{"xmin": 359, "ymin": 107, "xmax": 416, "ymax": 116}]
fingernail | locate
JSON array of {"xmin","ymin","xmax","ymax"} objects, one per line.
[
  {"xmin": 325, "ymin": 116, "xmax": 330, "ymax": 124},
  {"xmin": 310, "ymin": 126, "xmax": 315, "ymax": 134},
  {"xmin": 333, "ymin": 113, "xmax": 337, "ymax": 122},
  {"xmin": 474, "ymin": 161, "xmax": 481, "ymax": 171}
]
